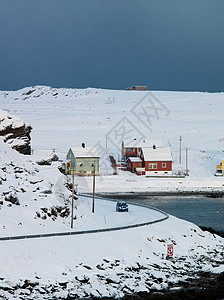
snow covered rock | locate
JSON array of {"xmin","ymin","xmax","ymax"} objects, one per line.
[
  {"xmin": 0, "ymin": 109, "xmax": 32, "ymax": 155},
  {"xmin": 36, "ymin": 153, "xmax": 59, "ymax": 166}
]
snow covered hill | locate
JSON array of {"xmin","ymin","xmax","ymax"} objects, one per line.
[
  {"xmin": 0, "ymin": 86, "xmax": 224, "ymax": 299},
  {"xmin": 0, "ymin": 198, "xmax": 223, "ymax": 299},
  {"xmin": 0, "ymin": 85, "xmax": 224, "ymax": 193}
]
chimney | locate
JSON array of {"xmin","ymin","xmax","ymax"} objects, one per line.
[
  {"xmin": 153, "ymin": 145, "xmax": 156, "ymax": 149},
  {"xmin": 82, "ymin": 143, "xmax": 85, "ymax": 148}
]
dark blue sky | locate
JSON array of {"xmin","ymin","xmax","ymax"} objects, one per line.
[{"xmin": 1, "ymin": 0, "xmax": 224, "ymax": 91}]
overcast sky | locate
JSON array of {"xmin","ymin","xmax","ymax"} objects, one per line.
[{"xmin": 1, "ymin": 0, "xmax": 224, "ymax": 91}]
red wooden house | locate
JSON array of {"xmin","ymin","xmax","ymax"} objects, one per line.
[
  {"xmin": 124, "ymin": 140, "xmax": 163, "ymax": 160},
  {"xmin": 140, "ymin": 146, "xmax": 172, "ymax": 175},
  {"xmin": 126, "ymin": 157, "xmax": 142, "ymax": 173}
]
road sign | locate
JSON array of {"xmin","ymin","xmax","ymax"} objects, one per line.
[{"xmin": 167, "ymin": 244, "xmax": 174, "ymax": 257}]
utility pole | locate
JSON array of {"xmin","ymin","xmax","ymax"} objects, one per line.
[
  {"xmin": 106, "ymin": 137, "xmax": 108, "ymax": 149},
  {"xmin": 179, "ymin": 136, "xmax": 182, "ymax": 164},
  {"xmin": 92, "ymin": 161, "xmax": 96, "ymax": 213},
  {"xmin": 186, "ymin": 148, "xmax": 189, "ymax": 175},
  {"xmin": 121, "ymin": 140, "xmax": 125, "ymax": 161},
  {"xmin": 71, "ymin": 164, "xmax": 75, "ymax": 229}
]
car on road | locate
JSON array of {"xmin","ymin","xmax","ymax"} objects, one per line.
[{"xmin": 116, "ymin": 202, "xmax": 128, "ymax": 212}]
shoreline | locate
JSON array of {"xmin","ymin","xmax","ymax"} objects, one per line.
[
  {"xmin": 90, "ymin": 271, "xmax": 224, "ymax": 300},
  {"xmin": 95, "ymin": 192, "xmax": 224, "ymax": 238},
  {"xmin": 97, "ymin": 190, "xmax": 224, "ymax": 198}
]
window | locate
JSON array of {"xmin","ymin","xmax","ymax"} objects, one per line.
[
  {"xmin": 149, "ymin": 163, "xmax": 157, "ymax": 169},
  {"xmin": 162, "ymin": 163, "xmax": 166, "ymax": 168}
]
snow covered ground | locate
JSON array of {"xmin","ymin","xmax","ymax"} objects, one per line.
[
  {"xmin": 1, "ymin": 86, "xmax": 224, "ymax": 193},
  {"xmin": 0, "ymin": 86, "xmax": 224, "ymax": 299},
  {"xmin": 0, "ymin": 207, "xmax": 223, "ymax": 299}
]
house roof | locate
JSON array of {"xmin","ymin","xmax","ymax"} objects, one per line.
[
  {"xmin": 70, "ymin": 147, "xmax": 100, "ymax": 158},
  {"xmin": 125, "ymin": 140, "xmax": 163, "ymax": 149},
  {"xmin": 141, "ymin": 147, "xmax": 172, "ymax": 161},
  {"xmin": 127, "ymin": 157, "xmax": 142, "ymax": 163}
]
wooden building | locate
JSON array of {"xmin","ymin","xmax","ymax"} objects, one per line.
[
  {"xmin": 126, "ymin": 157, "xmax": 142, "ymax": 173},
  {"xmin": 140, "ymin": 146, "xmax": 172, "ymax": 176},
  {"xmin": 66, "ymin": 146, "xmax": 100, "ymax": 176},
  {"xmin": 123, "ymin": 140, "xmax": 163, "ymax": 160},
  {"xmin": 125, "ymin": 86, "xmax": 147, "ymax": 91}
]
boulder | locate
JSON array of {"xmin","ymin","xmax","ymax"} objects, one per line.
[{"xmin": 0, "ymin": 109, "xmax": 32, "ymax": 155}]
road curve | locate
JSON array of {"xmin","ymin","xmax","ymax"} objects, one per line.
[{"xmin": 0, "ymin": 194, "xmax": 169, "ymax": 241}]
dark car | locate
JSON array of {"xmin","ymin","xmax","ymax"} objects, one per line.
[{"xmin": 116, "ymin": 202, "xmax": 128, "ymax": 212}]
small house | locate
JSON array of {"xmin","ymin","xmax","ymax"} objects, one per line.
[
  {"xmin": 66, "ymin": 146, "xmax": 100, "ymax": 176},
  {"xmin": 140, "ymin": 146, "xmax": 172, "ymax": 176},
  {"xmin": 123, "ymin": 140, "xmax": 163, "ymax": 160},
  {"xmin": 126, "ymin": 157, "xmax": 142, "ymax": 173},
  {"xmin": 125, "ymin": 86, "xmax": 147, "ymax": 91},
  {"xmin": 215, "ymin": 160, "xmax": 224, "ymax": 176}
]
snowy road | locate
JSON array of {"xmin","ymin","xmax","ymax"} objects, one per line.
[{"xmin": 0, "ymin": 196, "xmax": 168, "ymax": 241}]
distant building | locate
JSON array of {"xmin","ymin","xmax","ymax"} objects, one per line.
[
  {"xmin": 215, "ymin": 160, "xmax": 224, "ymax": 176},
  {"xmin": 123, "ymin": 140, "xmax": 163, "ymax": 160},
  {"xmin": 125, "ymin": 86, "xmax": 147, "ymax": 91},
  {"xmin": 66, "ymin": 146, "xmax": 100, "ymax": 176},
  {"xmin": 116, "ymin": 161, "xmax": 127, "ymax": 171},
  {"xmin": 122, "ymin": 140, "xmax": 172, "ymax": 176},
  {"xmin": 140, "ymin": 146, "xmax": 172, "ymax": 176},
  {"xmin": 126, "ymin": 157, "xmax": 142, "ymax": 173}
]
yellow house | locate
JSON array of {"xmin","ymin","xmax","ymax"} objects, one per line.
[{"xmin": 215, "ymin": 160, "xmax": 224, "ymax": 176}]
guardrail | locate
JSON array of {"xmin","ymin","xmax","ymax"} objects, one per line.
[{"xmin": 0, "ymin": 194, "xmax": 169, "ymax": 241}]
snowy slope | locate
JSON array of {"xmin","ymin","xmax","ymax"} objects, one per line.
[
  {"xmin": 0, "ymin": 212, "xmax": 223, "ymax": 299},
  {"xmin": 0, "ymin": 86, "xmax": 224, "ymax": 299},
  {"xmin": 0, "ymin": 86, "xmax": 224, "ymax": 193}
]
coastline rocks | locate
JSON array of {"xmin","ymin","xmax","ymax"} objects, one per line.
[{"xmin": 0, "ymin": 109, "xmax": 32, "ymax": 155}]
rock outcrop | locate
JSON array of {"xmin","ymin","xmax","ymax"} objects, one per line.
[{"xmin": 0, "ymin": 109, "xmax": 32, "ymax": 155}]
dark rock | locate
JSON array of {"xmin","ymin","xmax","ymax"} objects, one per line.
[
  {"xmin": 5, "ymin": 194, "xmax": 20, "ymax": 205},
  {"xmin": 36, "ymin": 153, "xmax": 59, "ymax": 166},
  {"xmin": 51, "ymin": 153, "xmax": 59, "ymax": 161},
  {"xmin": 41, "ymin": 190, "xmax": 52, "ymax": 194},
  {"xmin": 23, "ymin": 90, "xmax": 35, "ymax": 96},
  {"xmin": 58, "ymin": 163, "xmax": 66, "ymax": 175},
  {"xmin": 58, "ymin": 281, "xmax": 68, "ymax": 287},
  {"xmin": 96, "ymin": 264, "xmax": 105, "ymax": 270},
  {"xmin": 75, "ymin": 276, "xmax": 89, "ymax": 284},
  {"xmin": 36, "ymin": 159, "xmax": 52, "ymax": 166},
  {"xmin": 83, "ymin": 265, "xmax": 92, "ymax": 270},
  {"xmin": 199, "ymin": 226, "xmax": 224, "ymax": 238},
  {"xmin": 0, "ymin": 112, "xmax": 32, "ymax": 155}
]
